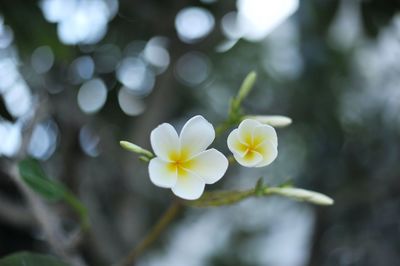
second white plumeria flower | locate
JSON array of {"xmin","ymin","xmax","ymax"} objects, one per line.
[
  {"xmin": 149, "ymin": 115, "xmax": 229, "ymax": 200},
  {"xmin": 227, "ymin": 119, "xmax": 278, "ymax": 167}
]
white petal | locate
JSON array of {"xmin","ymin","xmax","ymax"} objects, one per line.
[
  {"xmin": 189, "ymin": 149, "xmax": 228, "ymax": 184},
  {"xmin": 233, "ymin": 150, "xmax": 263, "ymax": 167},
  {"xmin": 150, "ymin": 123, "xmax": 180, "ymax": 161},
  {"xmin": 238, "ymin": 119, "xmax": 262, "ymax": 144},
  {"xmin": 179, "ymin": 115, "xmax": 215, "ymax": 158},
  {"xmin": 255, "ymin": 140, "xmax": 278, "ymax": 167},
  {"xmin": 253, "ymin": 124, "xmax": 278, "ymax": 147},
  {"xmin": 172, "ymin": 171, "xmax": 205, "ymax": 200},
  {"xmin": 149, "ymin": 158, "xmax": 177, "ymax": 188},
  {"xmin": 227, "ymin": 129, "xmax": 248, "ymax": 157}
]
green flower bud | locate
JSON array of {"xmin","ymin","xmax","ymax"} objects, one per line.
[
  {"xmin": 236, "ymin": 71, "xmax": 257, "ymax": 103},
  {"xmin": 120, "ymin": 141, "xmax": 154, "ymax": 158}
]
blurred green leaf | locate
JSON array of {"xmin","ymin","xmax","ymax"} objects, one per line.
[
  {"xmin": 18, "ymin": 158, "xmax": 65, "ymax": 201},
  {"xmin": 18, "ymin": 158, "xmax": 90, "ymax": 229},
  {"xmin": 0, "ymin": 252, "xmax": 68, "ymax": 266}
]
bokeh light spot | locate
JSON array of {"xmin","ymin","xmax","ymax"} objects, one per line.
[
  {"xmin": 220, "ymin": 0, "xmax": 299, "ymax": 42},
  {"xmin": 118, "ymin": 88, "xmax": 146, "ymax": 116},
  {"xmin": 175, "ymin": 52, "xmax": 211, "ymax": 86},
  {"xmin": 40, "ymin": 0, "xmax": 118, "ymax": 45},
  {"xmin": 175, "ymin": 7, "xmax": 215, "ymax": 43},
  {"xmin": 28, "ymin": 120, "xmax": 58, "ymax": 160},
  {"xmin": 31, "ymin": 46, "xmax": 55, "ymax": 74},
  {"xmin": 79, "ymin": 125, "xmax": 100, "ymax": 157},
  {"xmin": 40, "ymin": 0, "xmax": 77, "ymax": 23},
  {"xmin": 116, "ymin": 57, "xmax": 155, "ymax": 96},
  {"xmin": 3, "ymin": 80, "xmax": 32, "ymax": 118},
  {"xmin": 77, "ymin": 78, "xmax": 108, "ymax": 114},
  {"xmin": 72, "ymin": 56, "xmax": 95, "ymax": 81},
  {"xmin": 0, "ymin": 58, "xmax": 19, "ymax": 93},
  {"xmin": 0, "ymin": 122, "xmax": 21, "ymax": 157},
  {"xmin": 221, "ymin": 12, "xmax": 243, "ymax": 39},
  {"xmin": 0, "ymin": 24, "xmax": 14, "ymax": 49},
  {"xmin": 144, "ymin": 37, "xmax": 170, "ymax": 74}
]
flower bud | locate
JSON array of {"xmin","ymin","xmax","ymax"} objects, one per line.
[
  {"xmin": 120, "ymin": 141, "xmax": 154, "ymax": 158},
  {"xmin": 267, "ymin": 187, "xmax": 334, "ymax": 205},
  {"xmin": 236, "ymin": 71, "xmax": 257, "ymax": 103},
  {"xmin": 246, "ymin": 115, "xmax": 292, "ymax": 128}
]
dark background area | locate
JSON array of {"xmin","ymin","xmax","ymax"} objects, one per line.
[{"xmin": 0, "ymin": 0, "xmax": 399, "ymax": 265}]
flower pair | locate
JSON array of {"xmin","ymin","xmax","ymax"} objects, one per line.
[{"xmin": 149, "ymin": 115, "xmax": 278, "ymax": 200}]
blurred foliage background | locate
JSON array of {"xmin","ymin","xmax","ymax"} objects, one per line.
[{"xmin": 0, "ymin": 0, "xmax": 400, "ymax": 265}]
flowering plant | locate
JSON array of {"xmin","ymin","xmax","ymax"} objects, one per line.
[{"xmin": 119, "ymin": 71, "xmax": 333, "ymax": 265}]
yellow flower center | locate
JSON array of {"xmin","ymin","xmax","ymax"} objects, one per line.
[
  {"xmin": 167, "ymin": 149, "xmax": 194, "ymax": 177},
  {"xmin": 239, "ymin": 135, "xmax": 266, "ymax": 162},
  {"xmin": 243, "ymin": 137, "xmax": 263, "ymax": 155}
]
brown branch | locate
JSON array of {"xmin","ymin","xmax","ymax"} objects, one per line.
[
  {"xmin": 8, "ymin": 165, "xmax": 87, "ymax": 266},
  {"xmin": 117, "ymin": 200, "xmax": 182, "ymax": 266},
  {"xmin": 0, "ymin": 192, "xmax": 33, "ymax": 228}
]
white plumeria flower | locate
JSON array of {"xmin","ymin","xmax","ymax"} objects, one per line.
[
  {"xmin": 227, "ymin": 119, "xmax": 278, "ymax": 167},
  {"xmin": 149, "ymin": 115, "xmax": 229, "ymax": 200}
]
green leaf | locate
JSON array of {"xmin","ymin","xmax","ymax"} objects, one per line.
[
  {"xmin": 18, "ymin": 158, "xmax": 66, "ymax": 201},
  {"xmin": 18, "ymin": 158, "xmax": 90, "ymax": 229},
  {"xmin": 0, "ymin": 252, "xmax": 68, "ymax": 266}
]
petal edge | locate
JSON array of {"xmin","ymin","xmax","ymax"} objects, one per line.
[
  {"xmin": 149, "ymin": 158, "xmax": 177, "ymax": 188},
  {"xmin": 180, "ymin": 115, "xmax": 215, "ymax": 158},
  {"xmin": 189, "ymin": 148, "xmax": 228, "ymax": 184},
  {"xmin": 150, "ymin": 123, "xmax": 180, "ymax": 161},
  {"xmin": 172, "ymin": 171, "xmax": 205, "ymax": 200}
]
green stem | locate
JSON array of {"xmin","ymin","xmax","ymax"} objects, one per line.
[
  {"xmin": 215, "ymin": 122, "xmax": 231, "ymax": 137},
  {"xmin": 227, "ymin": 155, "xmax": 236, "ymax": 164},
  {"xmin": 118, "ymin": 201, "xmax": 182, "ymax": 266},
  {"xmin": 185, "ymin": 185, "xmax": 334, "ymax": 208},
  {"xmin": 63, "ymin": 191, "xmax": 90, "ymax": 230},
  {"xmin": 185, "ymin": 189, "xmax": 255, "ymax": 207},
  {"xmin": 215, "ymin": 116, "xmax": 242, "ymax": 137}
]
